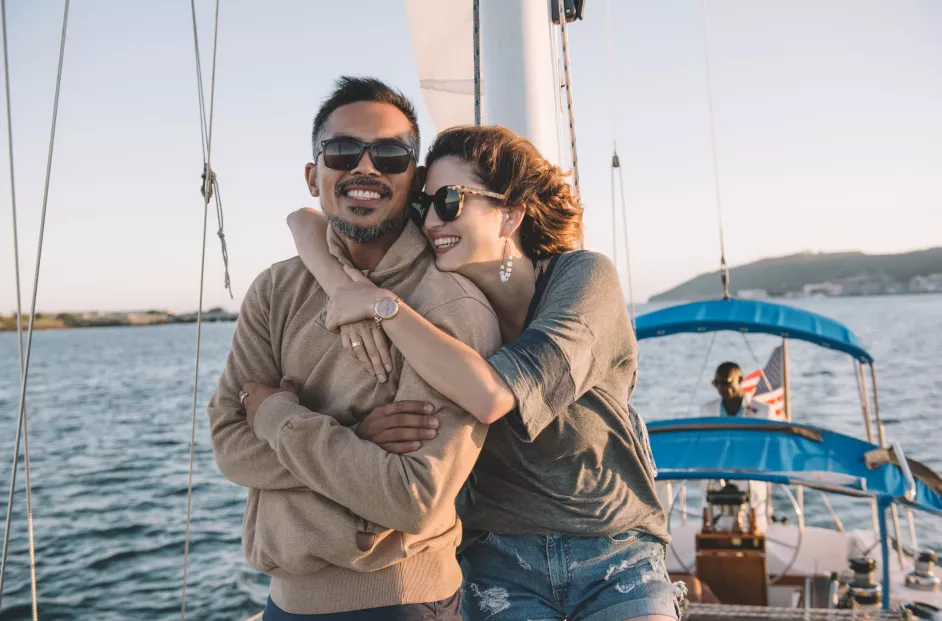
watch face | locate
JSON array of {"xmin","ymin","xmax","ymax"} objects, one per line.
[{"xmin": 377, "ymin": 297, "xmax": 398, "ymax": 318}]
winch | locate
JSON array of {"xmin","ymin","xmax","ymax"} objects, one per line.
[
  {"xmin": 906, "ymin": 549, "xmax": 941, "ymax": 592},
  {"xmin": 846, "ymin": 556, "xmax": 882, "ymax": 607}
]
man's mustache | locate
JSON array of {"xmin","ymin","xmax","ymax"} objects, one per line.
[{"xmin": 335, "ymin": 179, "xmax": 392, "ymax": 198}]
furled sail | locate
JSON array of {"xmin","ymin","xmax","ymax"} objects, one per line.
[{"xmin": 403, "ymin": 0, "xmax": 475, "ymax": 131}]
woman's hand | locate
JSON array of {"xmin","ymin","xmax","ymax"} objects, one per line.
[
  {"xmin": 325, "ymin": 266, "xmax": 393, "ymax": 331},
  {"xmin": 240, "ymin": 377, "xmax": 299, "ymax": 429},
  {"xmin": 340, "ymin": 320, "xmax": 393, "ymax": 382}
]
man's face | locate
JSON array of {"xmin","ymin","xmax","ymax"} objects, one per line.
[
  {"xmin": 713, "ymin": 368, "xmax": 743, "ymax": 401},
  {"xmin": 305, "ymin": 101, "xmax": 416, "ymax": 243}
]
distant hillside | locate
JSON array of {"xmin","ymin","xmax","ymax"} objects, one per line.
[{"xmin": 650, "ymin": 247, "xmax": 942, "ymax": 302}]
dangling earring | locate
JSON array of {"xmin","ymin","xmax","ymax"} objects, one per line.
[{"xmin": 499, "ymin": 239, "xmax": 513, "ymax": 283}]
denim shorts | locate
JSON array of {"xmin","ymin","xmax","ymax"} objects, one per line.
[{"xmin": 459, "ymin": 530, "xmax": 680, "ymax": 621}]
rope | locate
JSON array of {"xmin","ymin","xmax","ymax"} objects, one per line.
[
  {"xmin": 555, "ymin": 0, "xmax": 579, "ymax": 197},
  {"xmin": 699, "ymin": 0, "xmax": 731, "ymax": 298},
  {"xmin": 208, "ymin": 173, "xmax": 230, "ymax": 297},
  {"xmin": 472, "ymin": 0, "xmax": 481, "ymax": 125},
  {"xmin": 685, "ymin": 332, "xmax": 718, "ymax": 416},
  {"xmin": 190, "ymin": 0, "xmax": 231, "ymax": 299},
  {"xmin": 0, "ymin": 2, "xmax": 69, "ymax": 618},
  {"xmin": 181, "ymin": 1, "xmax": 220, "ymax": 618},
  {"xmin": 739, "ymin": 333, "xmax": 775, "ymax": 393}
]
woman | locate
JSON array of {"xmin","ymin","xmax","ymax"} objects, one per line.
[{"xmin": 285, "ymin": 126, "xmax": 677, "ymax": 621}]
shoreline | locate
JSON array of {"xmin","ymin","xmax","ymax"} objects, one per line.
[{"xmin": 0, "ymin": 309, "xmax": 237, "ymax": 333}]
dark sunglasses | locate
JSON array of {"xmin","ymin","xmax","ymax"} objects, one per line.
[
  {"xmin": 412, "ymin": 185, "xmax": 508, "ymax": 223},
  {"xmin": 317, "ymin": 138, "xmax": 415, "ymax": 175}
]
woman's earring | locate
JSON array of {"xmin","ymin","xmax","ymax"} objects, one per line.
[{"xmin": 499, "ymin": 239, "xmax": 513, "ymax": 283}]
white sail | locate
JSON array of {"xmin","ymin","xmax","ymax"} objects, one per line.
[
  {"xmin": 404, "ymin": 0, "xmax": 561, "ymax": 163},
  {"xmin": 403, "ymin": 0, "xmax": 476, "ymax": 132}
]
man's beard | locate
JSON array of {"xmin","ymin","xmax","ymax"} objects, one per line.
[{"xmin": 327, "ymin": 208, "xmax": 410, "ymax": 244}]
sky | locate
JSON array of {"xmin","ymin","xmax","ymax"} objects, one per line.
[{"xmin": 0, "ymin": 0, "xmax": 939, "ymax": 314}]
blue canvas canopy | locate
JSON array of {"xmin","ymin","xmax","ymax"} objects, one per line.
[
  {"xmin": 635, "ymin": 298, "xmax": 873, "ymax": 363},
  {"xmin": 647, "ymin": 417, "xmax": 942, "ymax": 516}
]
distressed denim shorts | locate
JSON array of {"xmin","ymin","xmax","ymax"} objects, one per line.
[{"xmin": 459, "ymin": 530, "xmax": 680, "ymax": 621}]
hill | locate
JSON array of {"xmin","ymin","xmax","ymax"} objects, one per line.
[{"xmin": 649, "ymin": 247, "xmax": 942, "ymax": 302}]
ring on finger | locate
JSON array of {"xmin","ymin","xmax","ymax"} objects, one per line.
[
  {"xmin": 239, "ymin": 391, "xmax": 249, "ymax": 406},
  {"xmin": 351, "ymin": 341, "xmax": 362, "ymax": 348}
]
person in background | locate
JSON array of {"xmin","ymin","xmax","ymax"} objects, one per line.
[
  {"xmin": 700, "ymin": 362, "xmax": 748, "ymax": 417},
  {"xmin": 700, "ymin": 362, "xmax": 774, "ymax": 418}
]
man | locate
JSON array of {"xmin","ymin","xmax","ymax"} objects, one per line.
[
  {"xmin": 698, "ymin": 362, "xmax": 775, "ymax": 530},
  {"xmin": 699, "ymin": 361, "xmax": 773, "ymax": 418},
  {"xmin": 700, "ymin": 362, "xmax": 748, "ymax": 417},
  {"xmin": 208, "ymin": 76, "xmax": 501, "ymax": 619}
]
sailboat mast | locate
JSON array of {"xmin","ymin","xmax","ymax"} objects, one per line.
[{"xmin": 479, "ymin": 0, "xmax": 561, "ymax": 165}]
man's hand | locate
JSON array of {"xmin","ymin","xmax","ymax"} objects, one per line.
[
  {"xmin": 356, "ymin": 401, "xmax": 439, "ymax": 454},
  {"xmin": 241, "ymin": 377, "xmax": 299, "ymax": 429}
]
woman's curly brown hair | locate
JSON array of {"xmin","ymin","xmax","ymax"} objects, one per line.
[{"xmin": 424, "ymin": 125, "xmax": 583, "ymax": 260}]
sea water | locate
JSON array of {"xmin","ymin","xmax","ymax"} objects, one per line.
[{"xmin": 0, "ymin": 295, "xmax": 939, "ymax": 620}]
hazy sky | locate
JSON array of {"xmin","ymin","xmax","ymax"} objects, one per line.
[{"xmin": 0, "ymin": 0, "xmax": 939, "ymax": 313}]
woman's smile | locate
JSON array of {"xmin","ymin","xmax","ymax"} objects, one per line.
[{"xmin": 430, "ymin": 233, "xmax": 461, "ymax": 255}]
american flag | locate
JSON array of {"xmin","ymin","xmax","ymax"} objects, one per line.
[{"xmin": 742, "ymin": 345, "xmax": 786, "ymax": 420}]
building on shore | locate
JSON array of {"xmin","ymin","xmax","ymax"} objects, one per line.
[{"xmin": 909, "ymin": 273, "xmax": 942, "ymax": 293}]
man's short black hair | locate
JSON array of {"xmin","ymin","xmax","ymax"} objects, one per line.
[
  {"xmin": 311, "ymin": 76, "xmax": 420, "ymax": 160},
  {"xmin": 715, "ymin": 361, "xmax": 741, "ymax": 378}
]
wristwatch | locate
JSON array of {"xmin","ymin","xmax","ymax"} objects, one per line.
[{"xmin": 373, "ymin": 296, "xmax": 402, "ymax": 326}]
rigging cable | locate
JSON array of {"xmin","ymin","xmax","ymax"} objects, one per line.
[
  {"xmin": 181, "ymin": 1, "xmax": 221, "ymax": 618},
  {"xmin": 547, "ymin": 6, "xmax": 565, "ymax": 167},
  {"xmin": 739, "ymin": 333, "xmax": 775, "ymax": 393},
  {"xmin": 699, "ymin": 0, "xmax": 731, "ymax": 298},
  {"xmin": 555, "ymin": 0, "xmax": 579, "ymax": 198},
  {"xmin": 605, "ymin": 0, "xmax": 620, "ymax": 306},
  {"xmin": 472, "ymin": 0, "xmax": 481, "ymax": 125},
  {"xmin": 0, "ymin": 0, "xmax": 26, "ymax": 609},
  {"xmin": 616, "ymin": 161, "xmax": 637, "ymax": 325},
  {"xmin": 0, "ymin": 2, "xmax": 70, "ymax": 618},
  {"xmin": 610, "ymin": 154, "xmax": 637, "ymax": 325},
  {"xmin": 604, "ymin": 0, "xmax": 636, "ymax": 324},
  {"xmin": 190, "ymin": 0, "xmax": 231, "ymax": 299}
]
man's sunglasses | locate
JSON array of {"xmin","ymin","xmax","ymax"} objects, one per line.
[
  {"xmin": 316, "ymin": 138, "xmax": 415, "ymax": 175},
  {"xmin": 412, "ymin": 185, "xmax": 508, "ymax": 223}
]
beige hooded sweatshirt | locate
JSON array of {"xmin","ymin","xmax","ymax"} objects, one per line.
[{"xmin": 207, "ymin": 222, "xmax": 501, "ymax": 614}]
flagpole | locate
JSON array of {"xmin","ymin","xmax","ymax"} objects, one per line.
[{"xmin": 782, "ymin": 338, "xmax": 791, "ymax": 422}]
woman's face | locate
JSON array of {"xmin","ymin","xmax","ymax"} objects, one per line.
[{"xmin": 422, "ymin": 156, "xmax": 508, "ymax": 276}]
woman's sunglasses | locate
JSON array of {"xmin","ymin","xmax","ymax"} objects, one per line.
[
  {"xmin": 412, "ymin": 185, "xmax": 508, "ymax": 223},
  {"xmin": 317, "ymin": 138, "xmax": 415, "ymax": 175}
]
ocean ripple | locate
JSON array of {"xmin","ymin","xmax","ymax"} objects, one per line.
[{"xmin": 0, "ymin": 296, "xmax": 940, "ymax": 619}]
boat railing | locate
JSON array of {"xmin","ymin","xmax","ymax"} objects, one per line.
[
  {"xmin": 683, "ymin": 603, "xmax": 913, "ymax": 620},
  {"xmin": 891, "ymin": 442, "xmax": 918, "ymax": 503}
]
